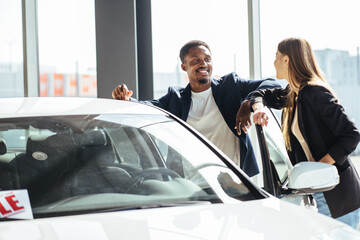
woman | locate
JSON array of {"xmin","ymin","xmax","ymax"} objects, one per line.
[{"xmin": 246, "ymin": 37, "xmax": 360, "ymax": 228}]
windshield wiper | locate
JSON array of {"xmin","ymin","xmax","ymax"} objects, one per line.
[
  {"xmin": 33, "ymin": 200, "xmax": 213, "ymax": 219},
  {"xmin": 101, "ymin": 200, "xmax": 212, "ymax": 212}
]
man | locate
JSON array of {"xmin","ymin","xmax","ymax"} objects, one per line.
[{"xmin": 112, "ymin": 40, "xmax": 280, "ymax": 177}]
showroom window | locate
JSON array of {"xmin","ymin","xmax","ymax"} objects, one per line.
[
  {"xmin": 0, "ymin": 0, "xmax": 24, "ymax": 97},
  {"xmin": 151, "ymin": 0, "xmax": 249, "ymax": 98},
  {"xmin": 38, "ymin": 0, "xmax": 97, "ymax": 97},
  {"xmin": 260, "ymin": 0, "xmax": 360, "ymax": 155}
]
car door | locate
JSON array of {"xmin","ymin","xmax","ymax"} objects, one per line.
[{"xmin": 249, "ymin": 108, "xmax": 317, "ymax": 208}]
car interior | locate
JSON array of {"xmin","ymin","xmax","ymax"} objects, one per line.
[{"xmin": 0, "ymin": 115, "xmax": 257, "ymax": 217}]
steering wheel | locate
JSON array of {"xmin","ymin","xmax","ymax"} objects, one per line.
[{"xmin": 125, "ymin": 168, "xmax": 181, "ymax": 193}]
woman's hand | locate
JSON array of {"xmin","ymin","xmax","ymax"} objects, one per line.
[
  {"xmin": 252, "ymin": 103, "xmax": 269, "ymax": 127},
  {"xmin": 319, "ymin": 153, "xmax": 336, "ymax": 165}
]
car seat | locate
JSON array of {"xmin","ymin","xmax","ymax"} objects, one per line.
[
  {"xmin": 11, "ymin": 132, "xmax": 77, "ymax": 206},
  {"xmin": 61, "ymin": 129, "xmax": 132, "ymax": 197}
]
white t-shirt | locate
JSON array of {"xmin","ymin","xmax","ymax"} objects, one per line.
[{"xmin": 186, "ymin": 87, "xmax": 241, "ymax": 166}]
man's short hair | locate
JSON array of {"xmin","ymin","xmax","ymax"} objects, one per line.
[{"xmin": 179, "ymin": 40, "xmax": 211, "ymax": 63}]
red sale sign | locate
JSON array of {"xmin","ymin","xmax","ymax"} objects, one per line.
[{"xmin": 0, "ymin": 190, "xmax": 33, "ymax": 219}]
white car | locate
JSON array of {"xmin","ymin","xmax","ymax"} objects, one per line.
[{"xmin": 0, "ymin": 97, "xmax": 358, "ymax": 239}]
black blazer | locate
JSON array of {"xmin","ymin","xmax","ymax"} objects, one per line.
[
  {"xmin": 250, "ymin": 84, "xmax": 360, "ymax": 218},
  {"xmin": 131, "ymin": 72, "xmax": 280, "ymax": 177}
]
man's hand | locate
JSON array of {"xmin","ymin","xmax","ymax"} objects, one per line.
[
  {"xmin": 235, "ymin": 100, "xmax": 252, "ymax": 135},
  {"xmin": 112, "ymin": 84, "xmax": 133, "ymax": 100}
]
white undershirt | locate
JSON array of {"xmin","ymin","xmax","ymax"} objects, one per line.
[
  {"xmin": 291, "ymin": 103, "xmax": 315, "ymax": 161},
  {"xmin": 186, "ymin": 88, "xmax": 241, "ymax": 166}
]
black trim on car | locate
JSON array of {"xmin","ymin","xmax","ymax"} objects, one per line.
[{"xmin": 255, "ymin": 124, "xmax": 279, "ymax": 197}]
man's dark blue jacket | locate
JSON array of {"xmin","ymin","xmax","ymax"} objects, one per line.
[{"xmin": 134, "ymin": 72, "xmax": 280, "ymax": 177}]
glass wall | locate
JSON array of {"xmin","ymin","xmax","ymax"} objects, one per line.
[
  {"xmin": 37, "ymin": 0, "xmax": 97, "ymax": 97},
  {"xmin": 260, "ymin": 0, "xmax": 360, "ymax": 156},
  {"xmin": 151, "ymin": 0, "xmax": 249, "ymax": 98},
  {"xmin": 0, "ymin": 0, "xmax": 24, "ymax": 97}
]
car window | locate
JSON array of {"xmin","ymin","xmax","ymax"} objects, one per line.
[
  {"xmin": 0, "ymin": 127, "xmax": 54, "ymax": 151},
  {"xmin": 142, "ymin": 121, "xmax": 259, "ymax": 200},
  {"xmin": 249, "ymin": 108, "xmax": 293, "ymax": 187},
  {"xmin": 108, "ymin": 127, "xmax": 142, "ymax": 167},
  {"xmin": 0, "ymin": 114, "xmax": 264, "ymax": 220},
  {"xmin": 263, "ymin": 111, "xmax": 293, "ymax": 183}
]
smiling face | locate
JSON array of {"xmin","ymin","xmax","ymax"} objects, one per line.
[{"xmin": 181, "ymin": 45, "xmax": 213, "ymax": 92}]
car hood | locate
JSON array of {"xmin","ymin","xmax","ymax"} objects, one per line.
[{"xmin": 0, "ymin": 197, "xmax": 359, "ymax": 240}]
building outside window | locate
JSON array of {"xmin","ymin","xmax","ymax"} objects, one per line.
[{"xmin": 37, "ymin": 0, "xmax": 97, "ymax": 97}]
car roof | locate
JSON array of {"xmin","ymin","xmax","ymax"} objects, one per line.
[{"xmin": 0, "ymin": 97, "xmax": 167, "ymax": 118}]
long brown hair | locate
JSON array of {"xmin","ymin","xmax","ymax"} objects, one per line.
[{"xmin": 278, "ymin": 38, "xmax": 333, "ymax": 150}]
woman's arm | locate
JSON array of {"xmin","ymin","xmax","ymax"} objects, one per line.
[
  {"xmin": 305, "ymin": 85, "xmax": 360, "ymax": 165},
  {"xmin": 249, "ymin": 85, "xmax": 290, "ymax": 110}
]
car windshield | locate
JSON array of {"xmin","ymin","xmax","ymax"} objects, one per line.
[{"xmin": 0, "ymin": 114, "xmax": 262, "ymax": 220}]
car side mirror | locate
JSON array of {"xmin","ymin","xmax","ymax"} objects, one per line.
[{"xmin": 287, "ymin": 162, "xmax": 339, "ymax": 194}]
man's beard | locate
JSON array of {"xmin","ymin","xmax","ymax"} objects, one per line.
[{"xmin": 198, "ymin": 78, "xmax": 208, "ymax": 84}]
